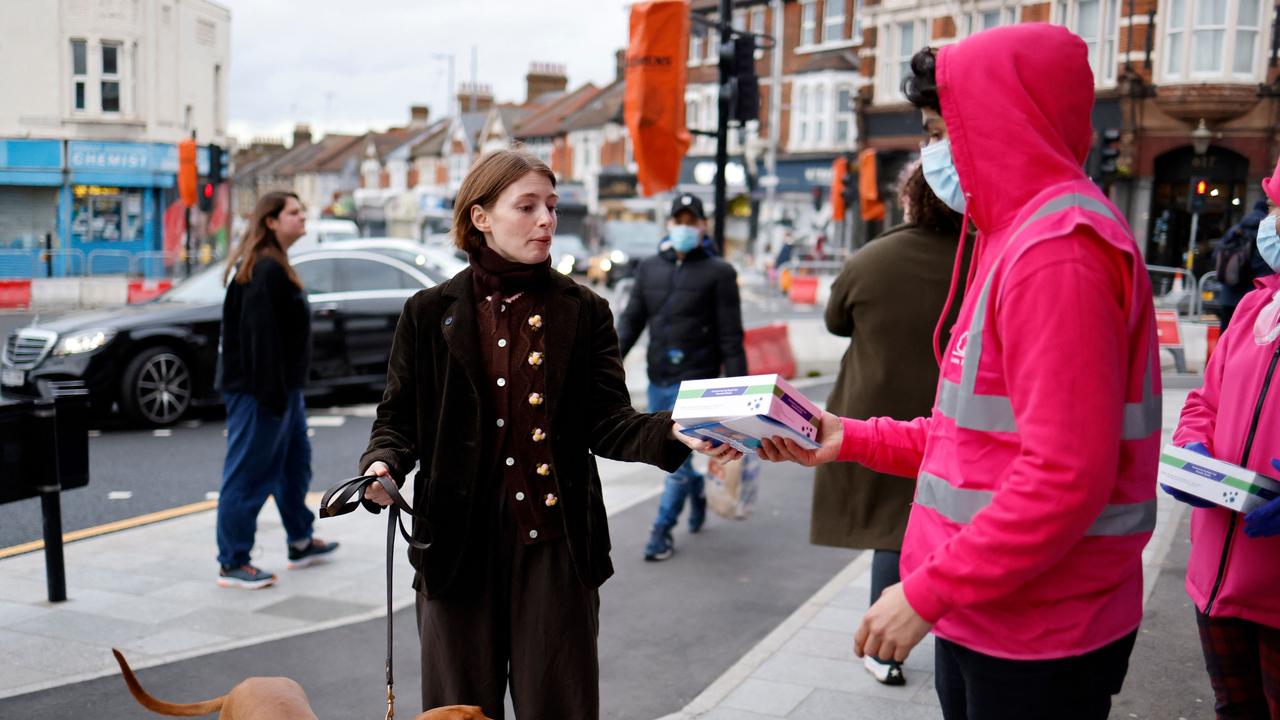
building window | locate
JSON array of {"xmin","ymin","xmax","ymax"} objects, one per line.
[
  {"xmin": 1056, "ymin": 0, "xmax": 1118, "ymax": 84},
  {"xmin": 690, "ymin": 25, "xmax": 704, "ymax": 65},
  {"xmin": 835, "ymin": 86, "xmax": 853, "ymax": 144},
  {"xmin": 1164, "ymin": 0, "xmax": 1262, "ymax": 79},
  {"xmin": 70, "ymin": 185, "xmax": 144, "ymax": 244},
  {"xmin": 71, "ymin": 39, "xmax": 87, "ymax": 111},
  {"xmin": 101, "ymin": 42, "xmax": 121, "ymax": 112},
  {"xmin": 801, "ymin": 1, "xmax": 818, "ymax": 46},
  {"xmin": 751, "ymin": 6, "xmax": 766, "ymax": 34},
  {"xmin": 896, "ymin": 22, "xmax": 917, "ymax": 91},
  {"xmin": 798, "ymin": 87, "xmax": 810, "ymax": 144},
  {"xmin": 824, "ymin": 0, "xmax": 846, "ymax": 43}
]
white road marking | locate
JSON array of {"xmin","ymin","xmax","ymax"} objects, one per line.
[
  {"xmin": 152, "ymin": 429, "xmax": 172, "ymax": 438},
  {"xmin": 87, "ymin": 430, "xmax": 102, "ymax": 438},
  {"xmin": 205, "ymin": 491, "xmax": 220, "ymax": 500},
  {"xmin": 107, "ymin": 491, "xmax": 133, "ymax": 500},
  {"xmin": 306, "ymin": 416, "xmax": 346, "ymax": 428}
]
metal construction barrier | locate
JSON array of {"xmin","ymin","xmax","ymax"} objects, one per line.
[
  {"xmin": 1196, "ymin": 270, "xmax": 1220, "ymax": 319},
  {"xmin": 133, "ymin": 251, "xmax": 180, "ymax": 279},
  {"xmin": 86, "ymin": 249, "xmax": 133, "ymax": 276},
  {"xmin": 780, "ymin": 259, "xmax": 848, "ymax": 305},
  {"xmin": 0, "ymin": 250, "xmax": 39, "ymax": 279},
  {"xmin": 1146, "ymin": 264, "xmax": 1197, "ymax": 317}
]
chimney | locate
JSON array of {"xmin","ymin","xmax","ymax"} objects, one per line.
[
  {"xmin": 457, "ymin": 82, "xmax": 494, "ymax": 114},
  {"xmin": 616, "ymin": 49, "xmax": 626, "ymax": 83},
  {"xmin": 525, "ymin": 62, "xmax": 568, "ymax": 104},
  {"xmin": 292, "ymin": 123, "xmax": 312, "ymax": 147},
  {"xmin": 409, "ymin": 105, "xmax": 430, "ymax": 127}
]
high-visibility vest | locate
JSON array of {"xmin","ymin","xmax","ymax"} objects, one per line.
[{"xmin": 905, "ymin": 186, "xmax": 1161, "ymax": 659}]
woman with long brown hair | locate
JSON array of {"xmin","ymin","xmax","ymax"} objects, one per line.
[
  {"xmin": 357, "ymin": 149, "xmax": 735, "ymax": 719},
  {"xmin": 215, "ymin": 191, "xmax": 337, "ymax": 589}
]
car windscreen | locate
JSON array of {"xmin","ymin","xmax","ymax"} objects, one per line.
[
  {"xmin": 155, "ymin": 265, "xmax": 227, "ymax": 304},
  {"xmin": 603, "ymin": 223, "xmax": 663, "ymax": 257},
  {"xmin": 551, "ymin": 235, "xmax": 590, "ymax": 258}
]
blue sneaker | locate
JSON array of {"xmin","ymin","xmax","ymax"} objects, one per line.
[
  {"xmin": 287, "ymin": 538, "xmax": 339, "ymax": 569},
  {"xmin": 643, "ymin": 528, "xmax": 675, "ymax": 562},
  {"xmin": 217, "ymin": 564, "xmax": 277, "ymax": 589}
]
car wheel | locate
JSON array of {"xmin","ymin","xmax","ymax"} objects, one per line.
[{"xmin": 120, "ymin": 347, "xmax": 193, "ymax": 427}]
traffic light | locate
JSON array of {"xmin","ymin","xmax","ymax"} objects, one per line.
[
  {"xmin": 1098, "ymin": 128, "xmax": 1121, "ymax": 181},
  {"xmin": 841, "ymin": 154, "xmax": 858, "ymax": 213},
  {"xmin": 208, "ymin": 144, "xmax": 224, "ymax": 185},
  {"xmin": 719, "ymin": 34, "xmax": 759, "ymax": 123},
  {"xmin": 1189, "ymin": 176, "xmax": 1209, "ymax": 213},
  {"xmin": 177, "ymin": 138, "xmax": 197, "ymax": 208},
  {"xmin": 198, "ymin": 181, "xmax": 214, "ymax": 213}
]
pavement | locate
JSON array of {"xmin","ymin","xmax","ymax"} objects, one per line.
[{"xmin": 0, "ymin": 382, "xmax": 1206, "ymax": 720}]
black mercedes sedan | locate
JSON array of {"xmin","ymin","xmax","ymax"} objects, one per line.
[{"xmin": 0, "ymin": 250, "xmax": 437, "ymax": 427}]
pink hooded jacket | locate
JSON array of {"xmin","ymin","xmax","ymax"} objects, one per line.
[
  {"xmin": 837, "ymin": 24, "xmax": 1161, "ymax": 660},
  {"xmin": 1173, "ymin": 272, "xmax": 1280, "ymax": 627}
]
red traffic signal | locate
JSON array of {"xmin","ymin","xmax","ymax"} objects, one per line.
[
  {"xmin": 1195, "ymin": 179, "xmax": 1208, "ymax": 195},
  {"xmin": 198, "ymin": 181, "xmax": 214, "ymax": 212}
]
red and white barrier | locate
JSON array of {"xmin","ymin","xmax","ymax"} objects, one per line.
[
  {"xmin": 744, "ymin": 323, "xmax": 798, "ymax": 379},
  {"xmin": 0, "ymin": 280, "xmax": 32, "ymax": 309},
  {"xmin": 127, "ymin": 279, "xmax": 173, "ymax": 304}
]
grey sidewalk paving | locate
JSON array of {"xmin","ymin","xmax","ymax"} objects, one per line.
[{"xmin": 658, "ymin": 387, "xmax": 1195, "ymax": 720}]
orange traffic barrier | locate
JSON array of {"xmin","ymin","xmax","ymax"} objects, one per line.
[
  {"xmin": 0, "ymin": 280, "xmax": 32, "ymax": 309},
  {"xmin": 127, "ymin": 279, "xmax": 173, "ymax": 304},
  {"xmin": 1206, "ymin": 324, "xmax": 1222, "ymax": 363},
  {"xmin": 789, "ymin": 275, "xmax": 819, "ymax": 305},
  {"xmin": 744, "ymin": 323, "xmax": 797, "ymax": 379}
]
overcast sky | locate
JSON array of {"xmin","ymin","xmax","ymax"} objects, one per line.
[{"xmin": 220, "ymin": 0, "xmax": 631, "ymax": 143}]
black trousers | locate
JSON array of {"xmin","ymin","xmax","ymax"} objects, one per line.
[
  {"xmin": 934, "ymin": 631, "xmax": 1137, "ymax": 720},
  {"xmin": 415, "ymin": 501, "xmax": 600, "ymax": 720}
]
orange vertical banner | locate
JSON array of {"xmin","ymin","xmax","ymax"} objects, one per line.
[
  {"xmin": 177, "ymin": 139, "xmax": 198, "ymax": 208},
  {"xmin": 830, "ymin": 156, "xmax": 847, "ymax": 219},
  {"xmin": 858, "ymin": 149, "xmax": 885, "ymax": 221},
  {"xmin": 625, "ymin": 0, "xmax": 692, "ymax": 196}
]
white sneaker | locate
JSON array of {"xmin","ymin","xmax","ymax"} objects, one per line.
[{"xmin": 863, "ymin": 655, "xmax": 906, "ymax": 686}]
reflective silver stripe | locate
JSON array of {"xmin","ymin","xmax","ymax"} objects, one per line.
[
  {"xmin": 917, "ymin": 471, "xmax": 1157, "ymax": 536},
  {"xmin": 916, "ymin": 471, "xmax": 993, "ymax": 524},
  {"xmin": 936, "ymin": 191, "xmax": 1160, "ymax": 438}
]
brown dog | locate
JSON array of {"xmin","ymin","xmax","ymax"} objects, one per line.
[{"xmin": 112, "ymin": 650, "xmax": 488, "ymax": 720}]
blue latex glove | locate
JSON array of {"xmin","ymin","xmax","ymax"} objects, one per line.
[
  {"xmin": 1243, "ymin": 459, "xmax": 1280, "ymax": 538},
  {"xmin": 1161, "ymin": 442, "xmax": 1216, "ymax": 509}
]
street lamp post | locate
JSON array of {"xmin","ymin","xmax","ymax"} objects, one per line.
[
  {"xmin": 429, "ymin": 52, "xmax": 456, "ymax": 118},
  {"xmin": 1186, "ymin": 119, "xmax": 1212, "ymax": 274}
]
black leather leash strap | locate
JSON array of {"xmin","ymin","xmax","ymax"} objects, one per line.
[{"xmin": 319, "ymin": 474, "xmax": 430, "ymax": 720}]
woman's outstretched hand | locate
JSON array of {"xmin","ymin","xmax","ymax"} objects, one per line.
[
  {"xmin": 672, "ymin": 424, "xmax": 744, "ymax": 463},
  {"xmin": 757, "ymin": 410, "xmax": 843, "ymax": 466}
]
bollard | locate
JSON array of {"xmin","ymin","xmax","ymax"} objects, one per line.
[{"xmin": 33, "ymin": 399, "xmax": 67, "ymax": 602}]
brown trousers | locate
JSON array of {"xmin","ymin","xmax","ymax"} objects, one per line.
[{"xmin": 416, "ymin": 502, "xmax": 600, "ymax": 720}]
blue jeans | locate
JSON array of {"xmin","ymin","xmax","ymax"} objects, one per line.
[
  {"xmin": 648, "ymin": 382, "xmax": 704, "ymax": 532},
  {"xmin": 217, "ymin": 391, "xmax": 314, "ymax": 568}
]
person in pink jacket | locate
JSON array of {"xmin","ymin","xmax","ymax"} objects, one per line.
[
  {"xmin": 1169, "ymin": 157, "xmax": 1280, "ymax": 718},
  {"xmin": 760, "ymin": 24, "xmax": 1160, "ymax": 720}
]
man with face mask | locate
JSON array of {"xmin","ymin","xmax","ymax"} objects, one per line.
[
  {"xmin": 617, "ymin": 193, "xmax": 747, "ymax": 561},
  {"xmin": 758, "ymin": 24, "xmax": 1161, "ymax": 719}
]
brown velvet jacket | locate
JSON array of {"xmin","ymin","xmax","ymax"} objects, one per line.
[{"xmin": 360, "ymin": 268, "xmax": 690, "ymax": 597}]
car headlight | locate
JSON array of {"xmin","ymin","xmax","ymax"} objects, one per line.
[
  {"xmin": 599, "ymin": 258, "xmax": 613, "ymax": 272},
  {"xmin": 610, "ymin": 250, "xmax": 628, "ymax": 264},
  {"xmin": 557, "ymin": 255, "xmax": 576, "ymax": 274},
  {"xmin": 53, "ymin": 329, "xmax": 115, "ymax": 356}
]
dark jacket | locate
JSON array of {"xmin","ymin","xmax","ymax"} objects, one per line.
[
  {"xmin": 359, "ymin": 268, "xmax": 690, "ymax": 597},
  {"xmin": 215, "ymin": 255, "xmax": 311, "ymax": 416},
  {"xmin": 616, "ymin": 244, "xmax": 747, "ymax": 385},
  {"xmin": 1219, "ymin": 199, "xmax": 1272, "ymax": 307},
  {"xmin": 811, "ymin": 223, "xmax": 970, "ymax": 550}
]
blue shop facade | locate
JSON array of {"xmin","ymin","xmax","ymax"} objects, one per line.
[{"xmin": 0, "ymin": 138, "xmax": 210, "ymax": 277}]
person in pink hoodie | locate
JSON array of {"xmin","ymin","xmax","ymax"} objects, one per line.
[
  {"xmin": 1169, "ymin": 158, "xmax": 1280, "ymax": 718},
  {"xmin": 759, "ymin": 24, "xmax": 1160, "ymax": 720}
]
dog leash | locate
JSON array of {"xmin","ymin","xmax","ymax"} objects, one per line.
[{"xmin": 320, "ymin": 474, "xmax": 429, "ymax": 720}]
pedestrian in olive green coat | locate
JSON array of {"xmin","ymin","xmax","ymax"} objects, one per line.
[{"xmin": 811, "ymin": 162, "xmax": 969, "ymax": 685}]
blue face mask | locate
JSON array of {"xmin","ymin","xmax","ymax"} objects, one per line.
[
  {"xmin": 669, "ymin": 225, "xmax": 700, "ymax": 253},
  {"xmin": 921, "ymin": 139, "xmax": 967, "ymax": 215},
  {"xmin": 1258, "ymin": 214, "xmax": 1280, "ymax": 272}
]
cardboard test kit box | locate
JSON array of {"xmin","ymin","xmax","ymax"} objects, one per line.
[
  {"xmin": 673, "ymin": 374, "xmax": 822, "ymax": 454},
  {"xmin": 1158, "ymin": 443, "xmax": 1280, "ymax": 513}
]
